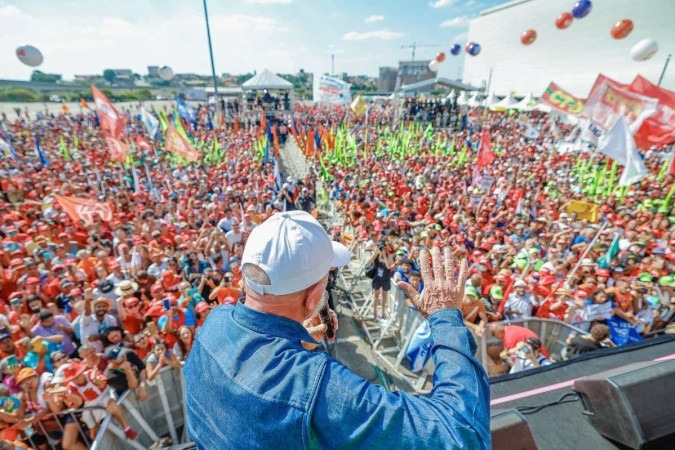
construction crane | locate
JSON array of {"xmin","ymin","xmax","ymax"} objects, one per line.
[{"xmin": 400, "ymin": 42, "xmax": 444, "ymax": 62}]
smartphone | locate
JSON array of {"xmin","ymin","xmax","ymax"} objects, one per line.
[
  {"xmin": 163, "ymin": 299, "xmax": 171, "ymax": 311},
  {"xmin": 319, "ymin": 305, "xmax": 335, "ymax": 340}
]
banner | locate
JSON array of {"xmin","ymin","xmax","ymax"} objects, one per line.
[
  {"xmin": 629, "ymin": 75, "xmax": 675, "ymax": 147},
  {"xmin": 540, "ymin": 82, "xmax": 585, "ymax": 115},
  {"xmin": 581, "ymin": 79, "xmax": 658, "ymax": 135},
  {"xmin": 350, "ymin": 95, "xmax": 367, "ymax": 116},
  {"xmin": 91, "ymin": 85, "xmax": 127, "ymax": 138},
  {"xmin": 54, "ymin": 195, "xmax": 114, "ymax": 224},
  {"xmin": 565, "ymin": 200, "xmax": 599, "ymax": 222},
  {"xmin": 104, "ymin": 136, "xmax": 128, "ymax": 163},
  {"xmin": 165, "ymin": 125, "xmax": 200, "ymax": 162},
  {"xmin": 313, "ymin": 74, "xmax": 352, "ymax": 104}
]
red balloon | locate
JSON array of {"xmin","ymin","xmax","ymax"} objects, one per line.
[
  {"xmin": 611, "ymin": 19, "xmax": 633, "ymax": 39},
  {"xmin": 521, "ymin": 29, "xmax": 537, "ymax": 45},
  {"xmin": 436, "ymin": 52, "xmax": 446, "ymax": 63},
  {"xmin": 555, "ymin": 12, "xmax": 573, "ymax": 29}
]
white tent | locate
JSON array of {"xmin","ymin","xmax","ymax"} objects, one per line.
[
  {"xmin": 446, "ymin": 89, "xmax": 457, "ymax": 101},
  {"xmin": 456, "ymin": 91, "xmax": 469, "ymax": 105},
  {"xmin": 513, "ymin": 92, "xmax": 536, "ymax": 111},
  {"xmin": 241, "ymin": 69, "xmax": 293, "ymax": 90},
  {"xmin": 484, "ymin": 92, "xmax": 500, "ymax": 108},
  {"xmin": 467, "ymin": 93, "xmax": 481, "ymax": 107},
  {"xmin": 491, "ymin": 94, "xmax": 518, "ymax": 110}
]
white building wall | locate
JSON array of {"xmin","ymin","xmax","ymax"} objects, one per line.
[{"xmin": 462, "ymin": 0, "xmax": 675, "ymax": 97}]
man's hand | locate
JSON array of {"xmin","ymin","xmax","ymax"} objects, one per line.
[
  {"xmin": 397, "ymin": 247, "xmax": 467, "ymax": 318},
  {"xmin": 301, "ymin": 309, "xmax": 338, "ymax": 350}
]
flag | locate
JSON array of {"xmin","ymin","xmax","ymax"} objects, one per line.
[
  {"xmin": 476, "ymin": 129, "xmax": 495, "ymax": 169},
  {"xmin": 313, "ymin": 74, "xmax": 352, "ymax": 104},
  {"xmin": 273, "ymin": 158, "xmax": 283, "ymax": 193},
  {"xmin": 80, "ymin": 98, "xmax": 90, "ymax": 109},
  {"xmin": 582, "ymin": 77, "xmax": 658, "ymax": 136},
  {"xmin": 597, "ymin": 116, "xmax": 647, "ymax": 186},
  {"xmin": 140, "ymin": 107, "xmax": 159, "ymax": 138},
  {"xmin": 165, "ymin": 125, "xmax": 200, "ymax": 162},
  {"xmin": 176, "ymin": 95, "xmax": 196, "ymax": 122},
  {"xmin": 59, "ymin": 136, "xmax": 71, "ymax": 160},
  {"xmin": 540, "ymin": 81, "xmax": 585, "ymax": 115},
  {"xmin": 131, "ymin": 165, "xmax": 141, "ymax": 195},
  {"xmin": 91, "ymin": 85, "xmax": 126, "ymax": 138},
  {"xmin": 34, "ymin": 135, "xmax": 49, "ymax": 168},
  {"xmin": 565, "ymin": 200, "xmax": 599, "ymax": 223},
  {"xmin": 597, "ymin": 233, "xmax": 620, "ymax": 269},
  {"xmin": 669, "ymin": 153, "xmax": 675, "ymax": 176},
  {"xmin": 104, "ymin": 136, "xmax": 128, "ymax": 163},
  {"xmin": 350, "ymin": 95, "xmax": 367, "ymax": 116},
  {"xmin": 54, "ymin": 195, "xmax": 114, "ymax": 224},
  {"xmin": 0, "ymin": 123, "xmax": 18, "ymax": 161}
]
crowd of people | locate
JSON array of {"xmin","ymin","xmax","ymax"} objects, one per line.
[{"xmin": 0, "ymin": 94, "xmax": 672, "ymax": 446}]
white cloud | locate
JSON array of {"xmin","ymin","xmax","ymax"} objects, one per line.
[
  {"xmin": 365, "ymin": 15, "xmax": 384, "ymax": 23},
  {"xmin": 440, "ymin": 16, "xmax": 469, "ymax": 28},
  {"xmin": 429, "ymin": 0, "xmax": 455, "ymax": 8},
  {"xmin": 244, "ymin": 0, "xmax": 292, "ymax": 4},
  {"xmin": 343, "ymin": 29, "xmax": 403, "ymax": 41}
]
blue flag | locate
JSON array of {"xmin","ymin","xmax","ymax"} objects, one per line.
[
  {"xmin": 176, "ymin": 95, "xmax": 196, "ymax": 122},
  {"xmin": 34, "ymin": 135, "xmax": 49, "ymax": 168}
]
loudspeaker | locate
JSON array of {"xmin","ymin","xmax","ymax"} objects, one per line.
[
  {"xmin": 572, "ymin": 359, "xmax": 675, "ymax": 449},
  {"xmin": 490, "ymin": 409, "xmax": 538, "ymax": 450}
]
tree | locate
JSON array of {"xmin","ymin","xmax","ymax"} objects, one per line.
[{"xmin": 103, "ymin": 69, "xmax": 117, "ymax": 85}]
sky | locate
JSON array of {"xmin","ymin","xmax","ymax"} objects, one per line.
[{"xmin": 0, "ymin": 0, "xmax": 512, "ymax": 81}]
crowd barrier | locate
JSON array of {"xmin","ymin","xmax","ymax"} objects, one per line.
[{"xmin": 92, "ymin": 366, "xmax": 188, "ymax": 450}]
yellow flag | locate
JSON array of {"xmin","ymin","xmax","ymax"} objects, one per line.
[
  {"xmin": 350, "ymin": 95, "xmax": 366, "ymax": 116},
  {"xmin": 566, "ymin": 200, "xmax": 599, "ymax": 223}
]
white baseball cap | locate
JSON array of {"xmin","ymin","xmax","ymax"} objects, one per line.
[{"xmin": 242, "ymin": 211, "xmax": 351, "ymax": 296}]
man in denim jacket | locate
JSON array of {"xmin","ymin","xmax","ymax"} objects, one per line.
[{"xmin": 185, "ymin": 211, "xmax": 490, "ymax": 449}]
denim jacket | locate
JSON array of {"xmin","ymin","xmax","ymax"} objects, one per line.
[{"xmin": 185, "ymin": 302, "xmax": 490, "ymax": 449}]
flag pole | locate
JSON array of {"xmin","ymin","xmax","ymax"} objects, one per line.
[{"xmin": 202, "ymin": 0, "xmax": 222, "ymax": 129}]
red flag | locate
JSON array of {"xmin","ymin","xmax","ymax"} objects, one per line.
[
  {"xmin": 629, "ymin": 75, "xmax": 675, "ymax": 148},
  {"xmin": 234, "ymin": 115, "xmax": 240, "ymax": 134},
  {"xmin": 54, "ymin": 195, "xmax": 114, "ymax": 224},
  {"xmin": 104, "ymin": 135, "xmax": 128, "ymax": 163},
  {"xmin": 165, "ymin": 125, "xmax": 200, "ymax": 162},
  {"xmin": 135, "ymin": 136, "xmax": 152, "ymax": 153},
  {"xmin": 80, "ymin": 98, "xmax": 90, "ymax": 109},
  {"xmin": 669, "ymin": 153, "xmax": 675, "ymax": 176},
  {"xmin": 260, "ymin": 112, "xmax": 267, "ymax": 135},
  {"xmin": 476, "ymin": 129, "xmax": 495, "ymax": 169},
  {"xmin": 270, "ymin": 126, "xmax": 280, "ymax": 156},
  {"xmin": 91, "ymin": 85, "xmax": 127, "ymax": 138}
]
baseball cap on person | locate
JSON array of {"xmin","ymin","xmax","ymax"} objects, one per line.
[{"xmin": 242, "ymin": 211, "xmax": 351, "ymax": 296}]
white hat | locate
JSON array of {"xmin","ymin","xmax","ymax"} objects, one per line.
[
  {"xmin": 286, "ymin": 176, "xmax": 294, "ymax": 183},
  {"xmin": 242, "ymin": 211, "xmax": 351, "ymax": 296},
  {"xmin": 514, "ymin": 279, "xmax": 528, "ymax": 288}
]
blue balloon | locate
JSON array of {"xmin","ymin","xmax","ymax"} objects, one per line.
[
  {"xmin": 466, "ymin": 42, "xmax": 481, "ymax": 56},
  {"xmin": 450, "ymin": 44, "xmax": 462, "ymax": 56},
  {"xmin": 571, "ymin": 0, "xmax": 592, "ymax": 19}
]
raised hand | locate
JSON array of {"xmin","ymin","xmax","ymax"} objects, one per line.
[{"xmin": 397, "ymin": 246, "xmax": 468, "ymax": 318}]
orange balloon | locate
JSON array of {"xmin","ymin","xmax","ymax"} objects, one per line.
[
  {"xmin": 521, "ymin": 29, "xmax": 537, "ymax": 45},
  {"xmin": 611, "ymin": 19, "xmax": 633, "ymax": 39},
  {"xmin": 555, "ymin": 12, "xmax": 573, "ymax": 29},
  {"xmin": 436, "ymin": 52, "xmax": 446, "ymax": 63}
]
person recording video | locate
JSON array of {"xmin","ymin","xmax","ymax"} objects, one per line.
[{"xmin": 185, "ymin": 211, "xmax": 490, "ymax": 449}]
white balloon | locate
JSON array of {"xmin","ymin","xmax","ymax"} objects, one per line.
[
  {"xmin": 158, "ymin": 66, "xmax": 174, "ymax": 81},
  {"xmin": 630, "ymin": 39, "xmax": 658, "ymax": 61},
  {"xmin": 428, "ymin": 60, "xmax": 439, "ymax": 72},
  {"xmin": 16, "ymin": 45, "xmax": 43, "ymax": 67}
]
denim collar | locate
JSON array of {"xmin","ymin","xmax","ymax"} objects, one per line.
[{"xmin": 233, "ymin": 302, "xmax": 318, "ymax": 345}]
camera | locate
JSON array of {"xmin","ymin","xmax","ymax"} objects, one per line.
[{"xmin": 377, "ymin": 240, "xmax": 386, "ymax": 251}]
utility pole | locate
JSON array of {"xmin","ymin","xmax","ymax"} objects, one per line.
[
  {"xmin": 202, "ymin": 0, "xmax": 222, "ymax": 127},
  {"xmin": 658, "ymin": 53, "xmax": 671, "ymax": 86},
  {"xmin": 331, "ymin": 54, "xmax": 335, "ymax": 77}
]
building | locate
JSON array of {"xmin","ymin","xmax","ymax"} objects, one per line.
[
  {"xmin": 147, "ymin": 66, "xmax": 159, "ymax": 78},
  {"xmin": 378, "ymin": 67, "xmax": 397, "ymax": 92},
  {"xmin": 462, "ymin": 0, "xmax": 675, "ymax": 97},
  {"xmin": 397, "ymin": 61, "xmax": 434, "ymax": 90}
]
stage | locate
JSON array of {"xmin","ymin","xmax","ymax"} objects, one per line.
[{"xmin": 490, "ymin": 335, "xmax": 675, "ymax": 449}]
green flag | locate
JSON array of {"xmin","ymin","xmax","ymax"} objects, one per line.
[
  {"xmin": 59, "ymin": 136, "xmax": 71, "ymax": 161},
  {"xmin": 597, "ymin": 234, "xmax": 620, "ymax": 269}
]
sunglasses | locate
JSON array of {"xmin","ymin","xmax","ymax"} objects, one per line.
[{"xmin": 53, "ymin": 356, "xmax": 67, "ymax": 364}]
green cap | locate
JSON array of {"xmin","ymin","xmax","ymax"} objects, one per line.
[
  {"xmin": 464, "ymin": 286, "xmax": 479, "ymax": 298},
  {"xmin": 638, "ymin": 272, "xmax": 654, "ymax": 283},
  {"xmin": 658, "ymin": 275, "xmax": 675, "ymax": 288},
  {"xmin": 490, "ymin": 285, "xmax": 504, "ymax": 300},
  {"xmin": 420, "ymin": 231, "xmax": 429, "ymax": 238},
  {"xmin": 435, "ymin": 224, "xmax": 442, "ymax": 231}
]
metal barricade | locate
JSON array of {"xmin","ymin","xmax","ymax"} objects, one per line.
[{"xmin": 92, "ymin": 366, "xmax": 187, "ymax": 450}]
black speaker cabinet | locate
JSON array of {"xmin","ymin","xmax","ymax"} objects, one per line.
[
  {"xmin": 572, "ymin": 359, "xmax": 675, "ymax": 449},
  {"xmin": 490, "ymin": 409, "xmax": 538, "ymax": 450}
]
